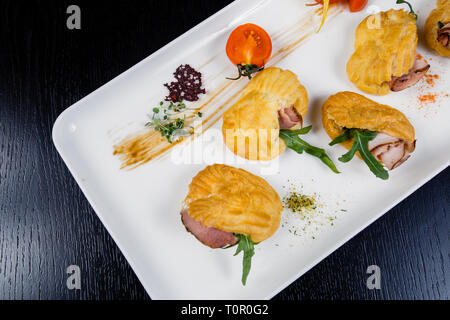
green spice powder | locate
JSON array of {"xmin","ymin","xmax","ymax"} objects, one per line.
[{"xmin": 283, "ymin": 192, "xmax": 317, "ymax": 215}]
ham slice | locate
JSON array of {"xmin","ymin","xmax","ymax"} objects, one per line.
[
  {"xmin": 369, "ymin": 133, "xmax": 415, "ymax": 170},
  {"xmin": 438, "ymin": 23, "xmax": 450, "ymax": 49},
  {"xmin": 368, "ymin": 133, "xmax": 400, "ymax": 151},
  {"xmin": 389, "ymin": 58, "xmax": 430, "ymax": 92},
  {"xmin": 372, "ymin": 142, "xmax": 405, "ymax": 170},
  {"xmin": 278, "ymin": 106, "xmax": 302, "ymax": 129},
  {"xmin": 181, "ymin": 209, "xmax": 237, "ymax": 248}
]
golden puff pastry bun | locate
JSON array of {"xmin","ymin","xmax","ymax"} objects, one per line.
[
  {"xmin": 183, "ymin": 164, "xmax": 282, "ymax": 243},
  {"xmin": 347, "ymin": 9, "xmax": 418, "ymax": 95},
  {"xmin": 322, "ymin": 91, "xmax": 416, "ymax": 155},
  {"xmin": 222, "ymin": 67, "xmax": 308, "ymax": 161},
  {"xmin": 425, "ymin": 0, "xmax": 450, "ymax": 57}
]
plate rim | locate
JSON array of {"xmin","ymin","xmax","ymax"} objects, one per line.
[{"xmin": 52, "ymin": 0, "xmax": 450, "ymax": 299}]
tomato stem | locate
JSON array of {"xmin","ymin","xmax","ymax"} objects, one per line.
[
  {"xmin": 226, "ymin": 64, "xmax": 265, "ymax": 81},
  {"xmin": 396, "ymin": 0, "xmax": 418, "ymax": 20}
]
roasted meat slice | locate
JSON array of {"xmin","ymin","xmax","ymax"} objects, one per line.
[
  {"xmin": 278, "ymin": 106, "xmax": 302, "ymax": 129},
  {"xmin": 389, "ymin": 58, "xmax": 430, "ymax": 92},
  {"xmin": 181, "ymin": 209, "xmax": 238, "ymax": 249},
  {"xmin": 438, "ymin": 22, "xmax": 450, "ymax": 48},
  {"xmin": 369, "ymin": 133, "xmax": 415, "ymax": 170}
]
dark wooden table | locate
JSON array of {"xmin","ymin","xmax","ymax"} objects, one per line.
[{"xmin": 0, "ymin": 0, "xmax": 448, "ymax": 300}]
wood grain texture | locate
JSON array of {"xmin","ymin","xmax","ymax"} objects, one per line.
[{"xmin": 0, "ymin": 0, "xmax": 448, "ymax": 300}]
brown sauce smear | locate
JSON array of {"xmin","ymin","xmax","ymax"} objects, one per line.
[{"xmin": 113, "ymin": 6, "xmax": 343, "ymax": 169}]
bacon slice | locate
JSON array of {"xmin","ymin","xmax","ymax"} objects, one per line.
[
  {"xmin": 389, "ymin": 58, "xmax": 430, "ymax": 92},
  {"xmin": 369, "ymin": 133, "xmax": 415, "ymax": 170},
  {"xmin": 278, "ymin": 106, "xmax": 302, "ymax": 129},
  {"xmin": 181, "ymin": 209, "xmax": 237, "ymax": 248},
  {"xmin": 438, "ymin": 23, "xmax": 450, "ymax": 49}
]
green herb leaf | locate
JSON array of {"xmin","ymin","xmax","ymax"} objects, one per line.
[
  {"xmin": 329, "ymin": 129, "xmax": 352, "ymax": 146},
  {"xmin": 279, "ymin": 128, "xmax": 340, "ymax": 174},
  {"xmin": 147, "ymin": 100, "xmax": 203, "ymax": 143},
  {"xmin": 331, "ymin": 128, "xmax": 389, "ymax": 180},
  {"xmin": 396, "ymin": 0, "xmax": 418, "ymax": 19},
  {"xmin": 288, "ymin": 125, "xmax": 313, "ymax": 136},
  {"xmin": 226, "ymin": 63, "xmax": 265, "ymax": 81},
  {"xmin": 438, "ymin": 21, "xmax": 444, "ymax": 29},
  {"xmin": 233, "ymin": 234, "xmax": 255, "ymax": 285}
]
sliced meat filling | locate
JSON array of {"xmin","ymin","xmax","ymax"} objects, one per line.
[
  {"xmin": 438, "ymin": 22, "xmax": 450, "ymax": 49},
  {"xmin": 389, "ymin": 58, "xmax": 430, "ymax": 92},
  {"xmin": 278, "ymin": 106, "xmax": 302, "ymax": 129},
  {"xmin": 181, "ymin": 209, "xmax": 238, "ymax": 249},
  {"xmin": 369, "ymin": 133, "xmax": 415, "ymax": 170}
]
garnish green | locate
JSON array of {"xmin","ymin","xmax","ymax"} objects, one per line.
[
  {"xmin": 226, "ymin": 63, "xmax": 265, "ymax": 81},
  {"xmin": 438, "ymin": 21, "xmax": 444, "ymax": 29},
  {"xmin": 329, "ymin": 129, "xmax": 352, "ymax": 146},
  {"xmin": 279, "ymin": 126, "xmax": 340, "ymax": 174},
  {"xmin": 145, "ymin": 100, "xmax": 201, "ymax": 143},
  {"xmin": 329, "ymin": 128, "xmax": 389, "ymax": 180},
  {"xmin": 233, "ymin": 234, "xmax": 255, "ymax": 286},
  {"xmin": 396, "ymin": 0, "xmax": 418, "ymax": 20}
]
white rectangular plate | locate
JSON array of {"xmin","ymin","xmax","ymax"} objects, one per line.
[{"xmin": 53, "ymin": 0, "xmax": 450, "ymax": 299}]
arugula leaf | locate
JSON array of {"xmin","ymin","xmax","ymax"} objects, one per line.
[
  {"xmin": 329, "ymin": 128, "xmax": 389, "ymax": 180},
  {"xmin": 286, "ymin": 125, "xmax": 313, "ymax": 136},
  {"xmin": 279, "ymin": 126, "xmax": 340, "ymax": 174},
  {"xmin": 329, "ymin": 129, "xmax": 352, "ymax": 146},
  {"xmin": 234, "ymin": 234, "xmax": 255, "ymax": 286}
]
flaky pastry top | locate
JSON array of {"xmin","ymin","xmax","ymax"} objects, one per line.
[
  {"xmin": 183, "ymin": 164, "xmax": 282, "ymax": 243},
  {"xmin": 425, "ymin": 0, "xmax": 450, "ymax": 57},
  {"xmin": 322, "ymin": 91, "xmax": 415, "ymax": 152},
  {"xmin": 222, "ymin": 67, "xmax": 308, "ymax": 160},
  {"xmin": 347, "ymin": 9, "xmax": 418, "ymax": 95}
]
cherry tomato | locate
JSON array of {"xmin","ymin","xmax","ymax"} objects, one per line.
[
  {"xmin": 226, "ymin": 23, "xmax": 272, "ymax": 68},
  {"xmin": 348, "ymin": 0, "xmax": 368, "ymax": 12}
]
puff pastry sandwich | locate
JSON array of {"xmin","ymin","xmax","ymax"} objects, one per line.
[
  {"xmin": 425, "ymin": 0, "xmax": 450, "ymax": 57},
  {"xmin": 181, "ymin": 164, "xmax": 282, "ymax": 284},
  {"xmin": 221, "ymin": 67, "xmax": 339, "ymax": 172},
  {"xmin": 347, "ymin": 9, "xmax": 429, "ymax": 95},
  {"xmin": 222, "ymin": 67, "xmax": 308, "ymax": 161},
  {"xmin": 322, "ymin": 91, "xmax": 416, "ymax": 180}
]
